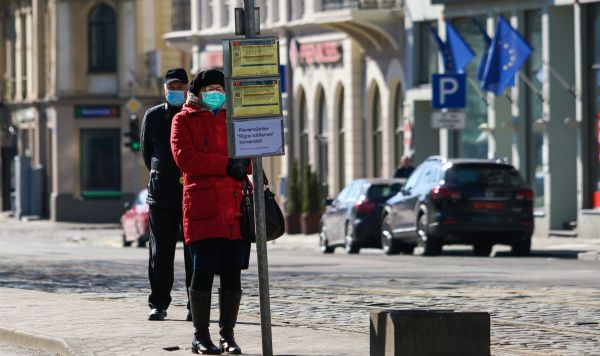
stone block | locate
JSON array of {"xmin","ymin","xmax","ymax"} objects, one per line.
[{"xmin": 370, "ymin": 309, "xmax": 490, "ymax": 356}]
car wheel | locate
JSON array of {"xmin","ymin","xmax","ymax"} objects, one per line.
[
  {"xmin": 511, "ymin": 235, "xmax": 531, "ymax": 257},
  {"xmin": 319, "ymin": 223, "xmax": 335, "ymax": 254},
  {"xmin": 381, "ymin": 215, "xmax": 400, "ymax": 255},
  {"xmin": 473, "ymin": 244, "xmax": 493, "ymax": 257},
  {"xmin": 414, "ymin": 209, "xmax": 442, "ymax": 256},
  {"xmin": 122, "ymin": 233, "xmax": 132, "ymax": 247},
  {"xmin": 401, "ymin": 245, "xmax": 415, "ymax": 255},
  {"xmin": 344, "ymin": 221, "xmax": 360, "ymax": 254}
]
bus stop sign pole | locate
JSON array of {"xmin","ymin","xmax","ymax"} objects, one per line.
[{"xmin": 241, "ymin": 1, "xmax": 274, "ymax": 355}]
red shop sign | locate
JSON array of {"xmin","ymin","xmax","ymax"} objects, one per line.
[{"xmin": 298, "ymin": 41, "xmax": 343, "ymax": 66}]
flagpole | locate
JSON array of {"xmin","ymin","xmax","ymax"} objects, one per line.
[
  {"xmin": 543, "ymin": 61, "xmax": 578, "ymax": 98},
  {"xmin": 518, "ymin": 72, "xmax": 545, "ymax": 102},
  {"xmin": 466, "ymin": 77, "xmax": 488, "ymax": 106}
]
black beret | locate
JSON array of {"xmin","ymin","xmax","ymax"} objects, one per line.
[
  {"xmin": 164, "ymin": 68, "xmax": 188, "ymax": 84},
  {"xmin": 189, "ymin": 68, "xmax": 225, "ymax": 95}
]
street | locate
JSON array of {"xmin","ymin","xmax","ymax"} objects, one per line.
[{"xmin": 0, "ymin": 215, "xmax": 599, "ymax": 355}]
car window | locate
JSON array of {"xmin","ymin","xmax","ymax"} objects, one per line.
[
  {"xmin": 336, "ymin": 185, "xmax": 351, "ymax": 202},
  {"xmin": 426, "ymin": 165, "xmax": 442, "ymax": 184},
  {"xmin": 444, "ymin": 164, "xmax": 524, "ymax": 187},
  {"xmin": 404, "ymin": 164, "xmax": 425, "ymax": 191},
  {"xmin": 136, "ymin": 190, "xmax": 148, "ymax": 205},
  {"xmin": 346, "ymin": 182, "xmax": 363, "ymax": 202},
  {"xmin": 366, "ymin": 184, "xmax": 403, "ymax": 202}
]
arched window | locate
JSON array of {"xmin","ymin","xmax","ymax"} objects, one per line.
[
  {"xmin": 393, "ymin": 85, "xmax": 404, "ymax": 167},
  {"xmin": 299, "ymin": 91, "xmax": 309, "ymax": 176},
  {"xmin": 372, "ymin": 86, "xmax": 383, "ymax": 177},
  {"xmin": 337, "ymin": 87, "xmax": 345, "ymax": 190},
  {"xmin": 88, "ymin": 4, "xmax": 116, "ymax": 72},
  {"xmin": 317, "ymin": 89, "xmax": 329, "ymax": 197}
]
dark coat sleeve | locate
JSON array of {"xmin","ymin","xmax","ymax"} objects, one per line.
[
  {"xmin": 140, "ymin": 109, "xmax": 152, "ymax": 171},
  {"xmin": 170, "ymin": 112, "xmax": 229, "ymax": 176}
]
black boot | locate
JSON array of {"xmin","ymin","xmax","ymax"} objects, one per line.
[
  {"xmin": 219, "ymin": 288, "xmax": 242, "ymax": 354},
  {"xmin": 189, "ymin": 289, "xmax": 221, "ymax": 355}
]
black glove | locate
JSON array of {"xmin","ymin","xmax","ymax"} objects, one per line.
[{"xmin": 226, "ymin": 158, "xmax": 249, "ymax": 181}]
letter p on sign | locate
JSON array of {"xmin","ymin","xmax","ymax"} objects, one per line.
[{"xmin": 432, "ymin": 74, "xmax": 466, "ymax": 109}]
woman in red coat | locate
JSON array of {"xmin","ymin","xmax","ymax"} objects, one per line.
[{"xmin": 171, "ymin": 68, "xmax": 250, "ymax": 355}]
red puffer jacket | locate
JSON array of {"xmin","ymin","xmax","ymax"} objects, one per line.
[{"xmin": 170, "ymin": 104, "xmax": 249, "ymax": 244}]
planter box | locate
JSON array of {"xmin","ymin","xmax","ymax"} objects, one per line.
[
  {"xmin": 285, "ymin": 213, "xmax": 302, "ymax": 234},
  {"xmin": 301, "ymin": 212, "xmax": 321, "ymax": 234}
]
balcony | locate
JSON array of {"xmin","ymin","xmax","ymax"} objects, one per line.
[{"xmin": 322, "ymin": 0, "xmax": 401, "ymax": 10}]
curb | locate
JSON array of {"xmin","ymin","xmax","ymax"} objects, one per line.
[
  {"xmin": 0, "ymin": 326, "xmax": 76, "ymax": 356},
  {"xmin": 578, "ymin": 251, "xmax": 600, "ymax": 262}
]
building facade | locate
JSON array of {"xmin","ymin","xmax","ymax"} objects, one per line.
[
  {"xmin": 0, "ymin": 0, "xmax": 190, "ymax": 222},
  {"xmin": 404, "ymin": 0, "xmax": 600, "ymax": 238}
]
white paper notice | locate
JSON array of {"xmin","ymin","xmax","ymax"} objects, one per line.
[{"xmin": 234, "ymin": 118, "xmax": 284, "ymax": 157}]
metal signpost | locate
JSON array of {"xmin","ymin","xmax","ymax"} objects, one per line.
[{"xmin": 224, "ymin": 1, "xmax": 284, "ymax": 355}]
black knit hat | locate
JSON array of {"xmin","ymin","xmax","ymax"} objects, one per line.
[
  {"xmin": 189, "ymin": 68, "xmax": 225, "ymax": 95},
  {"xmin": 164, "ymin": 68, "xmax": 188, "ymax": 84}
]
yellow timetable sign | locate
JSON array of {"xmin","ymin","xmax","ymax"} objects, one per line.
[
  {"xmin": 231, "ymin": 79, "xmax": 281, "ymax": 118},
  {"xmin": 229, "ymin": 39, "xmax": 279, "ymax": 77}
]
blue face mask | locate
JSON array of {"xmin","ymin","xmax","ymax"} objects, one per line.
[
  {"xmin": 165, "ymin": 90, "xmax": 186, "ymax": 107},
  {"xmin": 202, "ymin": 91, "xmax": 226, "ymax": 111}
]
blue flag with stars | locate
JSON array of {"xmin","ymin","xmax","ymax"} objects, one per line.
[
  {"xmin": 472, "ymin": 19, "xmax": 492, "ymax": 81},
  {"xmin": 481, "ymin": 16, "xmax": 532, "ymax": 95},
  {"xmin": 428, "ymin": 23, "xmax": 474, "ymax": 74}
]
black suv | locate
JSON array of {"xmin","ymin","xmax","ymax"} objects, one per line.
[{"xmin": 381, "ymin": 156, "xmax": 534, "ymax": 257}]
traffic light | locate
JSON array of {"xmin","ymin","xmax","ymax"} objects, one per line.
[{"xmin": 124, "ymin": 115, "xmax": 141, "ymax": 152}]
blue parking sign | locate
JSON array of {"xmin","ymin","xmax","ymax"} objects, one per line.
[{"xmin": 432, "ymin": 74, "xmax": 466, "ymax": 109}]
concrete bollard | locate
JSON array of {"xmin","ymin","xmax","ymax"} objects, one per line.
[{"xmin": 370, "ymin": 310, "xmax": 490, "ymax": 356}]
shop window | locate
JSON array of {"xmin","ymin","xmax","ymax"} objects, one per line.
[
  {"xmin": 452, "ymin": 17, "xmax": 488, "ymax": 158},
  {"xmin": 80, "ymin": 129, "xmax": 121, "ymax": 198},
  {"xmin": 393, "ymin": 84, "xmax": 404, "ymax": 167},
  {"xmin": 317, "ymin": 89, "xmax": 329, "ymax": 197},
  {"xmin": 88, "ymin": 4, "xmax": 116, "ymax": 73},
  {"xmin": 372, "ymin": 86, "xmax": 383, "ymax": 177},
  {"xmin": 337, "ymin": 87, "xmax": 345, "ymax": 190},
  {"xmin": 525, "ymin": 10, "xmax": 544, "ymax": 210},
  {"xmin": 299, "ymin": 90, "xmax": 309, "ymax": 177}
]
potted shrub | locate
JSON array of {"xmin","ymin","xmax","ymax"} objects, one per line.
[
  {"xmin": 284, "ymin": 161, "xmax": 302, "ymax": 234},
  {"xmin": 301, "ymin": 165, "xmax": 323, "ymax": 234}
]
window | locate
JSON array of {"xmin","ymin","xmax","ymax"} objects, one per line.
[
  {"xmin": 337, "ymin": 87, "xmax": 345, "ymax": 190},
  {"xmin": 417, "ymin": 21, "xmax": 438, "ymax": 85},
  {"xmin": 589, "ymin": 5, "xmax": 600, "ymax": 208},
  {"xmin": 452, "ymin": 17, "xmax": 488, "ymax": 158},
  {"xmin": 403, "ymin": 165, "xmax": 424, "ymax": 191},
  {"xmin": 172, "ymin": 0, "xmax": 191, "ymax": 31},
  {"xmin": 299, "ymin": 91, "xmax": 309, "ymax": 176},
  {"xmin": 80, "ymin": 129, "xmax": 121, "ymax": 198},
  {"xmin": 317, "ymin": 90, "xmax": 329, "ymax": 197},
  {"xmin": 393, "ymin": 85, "xmax": 404, "ymax": 166},
  {"xmin": 372, "ymin": 86, "xmax": 383, "ymax": 177},
  {"xmin": 88, "ymin": 4, "xmax": 117, "ymax": 73},
  {"xmin": 525, "ymin": 10, "xmax": 543, "ymax": 209}
]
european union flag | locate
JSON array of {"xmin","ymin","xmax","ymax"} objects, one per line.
[
  {"xmin": 472, "ymin": 19, "xmax": 492, "ymax": 81},
  {"xmin": 481, "ymin": 16, "xmax": 532, "ymax": 95},
  {"xmin": 446, "ymin": 23, "xmax": 475, "ymax": 74},
  {"xmin": 428, "ymin": 23, "xmax": 474, "ymax": 74}
]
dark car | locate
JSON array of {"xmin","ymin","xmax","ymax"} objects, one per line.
[
  {"xmin": 381, "ymin": 156, "xmax": 534, "ymax": 257},
  {"xmin": 319, "ymin": 179, "xmax": 405, "ymax": 254},
  {"xmin": 120, "ymin": 189, "xmax": 150, "ymax": 248}
]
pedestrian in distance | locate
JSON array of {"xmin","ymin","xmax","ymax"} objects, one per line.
[
  {"xmin": 170, "ymin": 68, "xmax": 251, "ymax": 355},
  {"xmin": 394, "ymin": 155, "xmax": 415, "ymax": 179},
  {"xmin": 141, "ymin": 68, "xmax": 193, "ymax": 322}
]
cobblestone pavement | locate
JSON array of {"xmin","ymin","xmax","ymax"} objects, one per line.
[{"xmin": 0, "ymin": 215, "xmax": 599, "ymax": 355}]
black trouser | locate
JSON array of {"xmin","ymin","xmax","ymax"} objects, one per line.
[{"xmin": 148, "ymin": 205, "xmax": 192, "ymax": 310}]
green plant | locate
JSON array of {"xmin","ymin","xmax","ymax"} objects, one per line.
[
  {"xmin": 286, "ymin": 160, "xmax": 302, "ymax": 214},
  {"xmin": 302, "ymin": 165, "xmax": 323, "ymax": 214}
]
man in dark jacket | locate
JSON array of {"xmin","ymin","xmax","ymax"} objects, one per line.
[
  {"xmin": 394, "ymin": 155, "xmax": 415, "ymax": 179},
  {"xmin": 141, "ymin": 68, "xmax": 193, "ymax": 321}
]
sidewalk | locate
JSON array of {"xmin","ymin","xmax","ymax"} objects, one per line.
[{"xmin": 0, "ymin": 287, "xmax": 367, "ymax": 356}]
